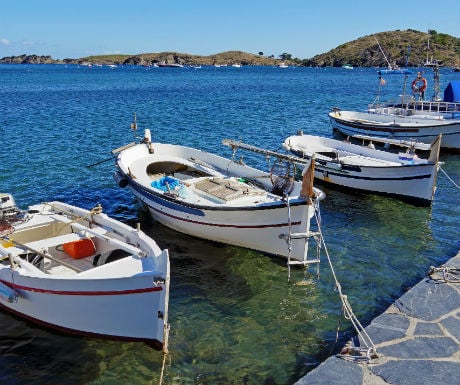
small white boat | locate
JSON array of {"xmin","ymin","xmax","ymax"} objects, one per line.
[
  {"xmin": 283, "ymin": 132, "xmax": 442, "ymax": 205},
  {"xmin": 158, "ymin": 61, "xmax": 183, "ymax": 68},
  {"xmin": 0, "ymin": 194, "xmax": 170, "ymax": 349},
  {"xmin": 374, "ymin": 36, "xmax": 412, "ymax": 75},
  {"xmin": 113, "ymin": 129, "xmax": 325, "ymax": 265}
]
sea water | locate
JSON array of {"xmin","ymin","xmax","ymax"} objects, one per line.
[{"xmin": 0, "ymin": 64, "xmax": 459, "ymax": 385}]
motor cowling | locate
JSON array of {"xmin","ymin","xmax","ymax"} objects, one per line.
[{"xmin": 113, "ymin": 171, "xmax": 129, "ymax": 188}]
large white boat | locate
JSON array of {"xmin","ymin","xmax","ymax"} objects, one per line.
[
  {"xmin": 329, "ymin": 61, "xmax": 460, "ymax": 150},
  {"xmin": 113, "ymin": 129, "xmax": 325, "ymax": 265},
  {"xmin": 283, "ymin": 132, "xmax": 441, "ymax": 206},
  {"xmin": 0, "ymin": 194, "xmax": 170, "ymax": 350},
  {"xmin": 329, "ymin": 107, "xmax": 460, "ymax": 150}
]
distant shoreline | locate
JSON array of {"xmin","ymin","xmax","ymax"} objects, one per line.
[{"xmin": 2, "ymin": 29, "xmax": 459, "ymax": 67}]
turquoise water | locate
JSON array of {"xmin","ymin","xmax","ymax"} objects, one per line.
[{"xmin": 1, "ymin": 64, "xmax": 459, "ymax": 385}]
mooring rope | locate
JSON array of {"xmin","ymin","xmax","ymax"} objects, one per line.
[
  {"xmin": 439, "ymin": 165, "xmax": 460, "ymax": 190},
  {"xmin": 157, "ymin": 323, "xmax": 171, "ymax": 385},
  {"xmin": 428, "ymin": 265, "xmax": 460, "ymax": 283},
  {"xmin": 312, "ymin": 209, "xmax": 378, "ymax": 362}
]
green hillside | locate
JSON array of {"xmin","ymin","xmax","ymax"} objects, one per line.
[{"xmin": 301, "ymin": 29, "xmax": 460, "ymax": 67}]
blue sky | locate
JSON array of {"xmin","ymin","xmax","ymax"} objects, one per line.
[{"xmin": 1, "ymin": 0, "xmax": 458, "ymax": 59}]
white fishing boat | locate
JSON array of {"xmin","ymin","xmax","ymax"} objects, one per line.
[
  {"xmin": 329, "ymin": 54, "xmax": 460, "ymax": 150},
  {"xmin": 329, "ymin": 107, "xmax": 460, "ymax": 150},
  {"xmin": 0, "ymin": 194, "xmax": 170, "ymax": 350},
  {"xmin": 282, "ymin": 132, "xmax": 442, "ymax": 205},
  {"xmin": 157, "ymin": 61, "xmax": 183, "ymax": 68},
  {"xmin": 113, "ymin": 128, "xmax": 325, "ymax": 266}
]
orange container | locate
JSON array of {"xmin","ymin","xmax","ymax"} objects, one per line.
[{"xmin": 63, "ymin": 238, "xmax": 95, "ymax": 259}]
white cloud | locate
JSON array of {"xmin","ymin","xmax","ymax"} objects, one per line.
[{"xmin": 0, "ymin": 38, "xmax": 10, "ymax": 46}]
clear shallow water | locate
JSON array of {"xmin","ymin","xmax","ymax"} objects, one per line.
[{"xmin": 0, "ymin": 64, "xmax": 459, "ymax": 385}]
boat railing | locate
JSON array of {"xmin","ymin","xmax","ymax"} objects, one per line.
[{"xmin": 368, "ymin": 100, "xmax": 460, "ymax": 117}]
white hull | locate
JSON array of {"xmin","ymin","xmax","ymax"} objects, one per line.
[
  {"xmin": 138, "ymin": 186, "xmax": 314, "ymax": 259},
  {"xmin": 283, "ymin": 134, "xmax": 440, "ymax": 205},
  {"xmin": 0, "ymin": 271, "xmax": 165, "ymax": 343},
  {"xmin": 114, "ymin": 138, "xmax": 324, "ymax": 262},
  {"xmin": 329, "ymin": 110, "xmax": 460, "ymax": 150},
  {"xmin": 0, "ymin": 199, "xmax": 170, "ymax": 348}
]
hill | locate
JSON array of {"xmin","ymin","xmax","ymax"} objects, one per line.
[
  {"xmin": 1, "ymin": 30, "xmax": 459, "ymax": 67},
  {"xmin": 80, "ymin": 51, "xmax": 291, "ymax": 66},
  {"xmin": 300, "ymin": 29, "xmax": 460, "ymax": 67},
  {"xmin": 0, "ymin": 51, "xmax": 293, "ymax": 66}
]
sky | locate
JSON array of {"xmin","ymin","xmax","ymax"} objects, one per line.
[{"xmin": 1, "ymin": 0, "xmax": 458, "ymax": 60}]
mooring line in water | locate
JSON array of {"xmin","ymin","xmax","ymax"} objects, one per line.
[
  {"xmin": 312, "ymin": 209, "xmax": 379, "ymax": 363},
  {"xmin": 439, "ymin": 165, "xmax": 460, "ymax": 190},
  {"xmin": 157, "ymin": 323, "xmax": 171, "ymax": 385}
]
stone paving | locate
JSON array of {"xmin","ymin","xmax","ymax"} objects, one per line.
[{"xmin": 295, "ymin": 251, "xmax": 460, "ymax": 385}]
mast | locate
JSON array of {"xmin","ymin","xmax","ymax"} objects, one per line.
[
  {"xmin": 424, "ymin": 38, "xmax": 441, "ymax": 101},
  {"xmin": 374, "ymin": 36, "xmax": 392, "ymax": 69}
]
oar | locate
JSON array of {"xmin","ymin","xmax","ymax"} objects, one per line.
[
  {"xmin": 86, "ymin": 155, "xmax": 116, "ymax": 168},
  {"xmin": 86, "ymin": 142, "xmax": 137, "ymax": 168}
]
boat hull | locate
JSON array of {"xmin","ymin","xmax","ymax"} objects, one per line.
[
  {"xmin": 284, "ymin": 135, "xmax": 439, "ymax": 205},
  {"xmin": 311, "ymin": 163, "xmax": 436, "ymax": 205},
  {"xmin": 114, "ymin": 141, "xmax": 322, "ymax": 262},
  {"xmin": 0, "ymin": 199, "xmax": 170, "ymax": 349},
  {"xmin": 329, "ymin": 110, "xmax": 460, "ymax": 150},
  {"xmin": 127, "ymin": 178, "xmax": 314, "ymax": 260},
  {"xmin": 0, "ymin": 271, "xmax": 167, "ymax": 348}
]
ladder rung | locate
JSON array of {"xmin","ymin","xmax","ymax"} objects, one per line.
[
  {"xmin": 280, "ymin": 231, "xmax": 321, "ymax": 240},
  {"xmin": 288, "ymin": 259, "xmax": 321, "ymax": 265}
]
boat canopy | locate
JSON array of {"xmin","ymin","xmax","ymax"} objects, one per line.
[{"xmin": 444, "ymin": 81, "xmax": 460, "ymax": 103}]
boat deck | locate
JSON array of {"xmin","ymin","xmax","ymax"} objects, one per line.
[
  {"xmin": 291, "ymin": 144, "xmax": 402, "ymax": 167},
  {"xmin": 194, "ymin": 178, "xmax": 266, "ymax": 202},
  {"xmin": 1, "ymin": 211, "xmax": 140, "ymax": 277},
  {"xmin": 338, "ymin": 154, "xmax": 401, "ymax": 167}
]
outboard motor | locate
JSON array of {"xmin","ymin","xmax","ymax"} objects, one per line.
[{"xmin": 0, "ymin": 193, "xmax": 18, "ymax": 222}]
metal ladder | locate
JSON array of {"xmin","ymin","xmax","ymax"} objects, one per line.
[{"xmin": 282, "ymin": 196, "xmax": 322, "ymax": 283}]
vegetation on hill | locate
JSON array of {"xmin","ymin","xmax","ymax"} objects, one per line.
[
  {"xmin": 79, "ymin": 51, "xmax": 292, "ymax": 66},
  {"xmin": 300, "ymin": 30, "xmax": 460, "ymax": 67},
  {"xmin": 1, "ymin": 30, "xmax": 458, "ymax": 67}
]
